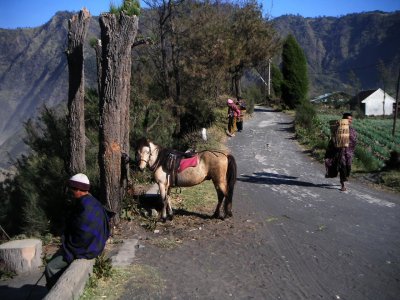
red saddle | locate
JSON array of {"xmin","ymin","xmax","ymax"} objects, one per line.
[{"xmin": 178, "ymin": 155, "xmax": 199, "ymax": 173}]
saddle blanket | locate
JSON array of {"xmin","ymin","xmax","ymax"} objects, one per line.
[{"xmin": 178, "ymin": 155, "xmax": 199, "ymax": 173}]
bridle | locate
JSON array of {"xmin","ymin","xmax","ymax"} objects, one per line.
[
  {"xmin": 138, "ymin": 146, "xmax": 152, "ymax": 165},
  {"xmin": 138, "ymin": 143, "xmax": 160, "ymax": 172}
]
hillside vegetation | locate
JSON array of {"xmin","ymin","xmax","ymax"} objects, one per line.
[
  {"xmin": 1, "ymin": 10, "xmax": 400, "ymax": 168},
  {"xmin": 294, "ymin": 106, "xmax": 400, "ymax": 193},
  {"xmin": 273, "ymin": 11, "xmax": 400, "ymax": 96}
]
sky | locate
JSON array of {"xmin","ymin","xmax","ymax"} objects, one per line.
[{"xmin": 0, "ymin": 0, "xmax": 399, "ymax": 29}]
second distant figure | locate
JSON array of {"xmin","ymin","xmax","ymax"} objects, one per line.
[{"xmin": 226, "ymin": 98, "xmax": 241, "ymax": 137}]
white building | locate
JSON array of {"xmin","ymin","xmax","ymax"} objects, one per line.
[{"xmin": 355, "ymin": 88, "xmax": 396, "ymax": 116}]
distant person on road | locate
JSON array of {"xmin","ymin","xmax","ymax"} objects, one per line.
[
  {"xmin": 324, "ymin": 112, "xmax": 357, "ymax": 191},
  {"xmin": 236, "ymin": 97, "xmax": 247, "ymax": 132},
  {"xmin": 226, "ymin": 98, "xmax": 241, "ymax": 137},
  {"xmin": 44, "ymin": 173, "xmax": 111, "ymax": 289}
]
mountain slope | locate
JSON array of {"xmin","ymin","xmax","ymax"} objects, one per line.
[
  {"xmin": 273, "ymin": 11, "xmax": 400, "ymax": 96},
  {"xmin": 0, "ymin": 11, "xmax": 99, "ymax": 169}
]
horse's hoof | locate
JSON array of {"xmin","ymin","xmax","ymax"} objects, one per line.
[
  {"xmin": 225, "ymin": 211, "xmax": 233, "ymax": 218},
  {"xmin": 160, "ymin": 217, "xmax": 167, "ymax": 223},
  {"xmin": 211, "ymin": 212, "xmax": 220, "ymax": 219}
]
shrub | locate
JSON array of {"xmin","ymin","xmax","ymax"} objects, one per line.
[
  {"xmin": 295, "ymin": 102, "xmax": 317, "ymax": 131},
  {"xmin": 354, "ymin": 146, "xmax": 381, "ymax": 172}
]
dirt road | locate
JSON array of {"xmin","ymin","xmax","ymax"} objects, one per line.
[{"xmin": 122, "ymin": 107, "xmax": 400, "ymax": 300}]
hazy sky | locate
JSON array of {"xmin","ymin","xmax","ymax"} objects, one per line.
[{"xmin": 0, "ymin": 0, "xmax": 399, "ymax": 29}]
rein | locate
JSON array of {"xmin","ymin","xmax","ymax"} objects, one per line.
[
  {"xmin": 198, "ymin": 149, "xmax": 229, "ymax": 158},
  {"xmin": 142, "ymin": 144, "xmax": 161, "ymax": 173}
]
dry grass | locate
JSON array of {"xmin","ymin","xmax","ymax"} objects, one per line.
[{"xmin": 81, "ymin": 264, "xmax": 165, "ymax": 299}]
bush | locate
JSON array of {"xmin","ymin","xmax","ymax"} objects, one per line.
[
  {"xmin": 354, "ymin": 146, "xmax": 381, "ymax": 172},
  {"xmin": 295, "ymin": 102, "xmax": 317, "ymax": 131}
]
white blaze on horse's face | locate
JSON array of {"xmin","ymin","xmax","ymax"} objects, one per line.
[{"xmin": 138, "ymin": 146, "xmax": 150, "ymax": 170}]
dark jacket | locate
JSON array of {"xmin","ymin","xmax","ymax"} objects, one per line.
[{"xmin": 62, "ymin": 194, "xmax": 110, "ymax": 263}]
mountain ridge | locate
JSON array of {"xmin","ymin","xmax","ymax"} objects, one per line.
[{"xmin": 273, "ymin": 10, "xmax": 400, "ymax": 95}]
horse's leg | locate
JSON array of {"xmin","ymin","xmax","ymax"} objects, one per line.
[
  {"xmin": 223, "ymin": 155, "xmax": 237, "ymax": 218},
  {"xmin": 212, "ymin": 186, "xmax": 225, "ymax": 219},
  {"xmin": 166, "ymin": 186, "xmax": 174, "ymax": 220},
  {"xmin": 159, "ymin": 183, "xmax": 168, "ymax": 222}
]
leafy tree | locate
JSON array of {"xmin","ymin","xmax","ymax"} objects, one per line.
[
  {"xmin": 271, "ymin": 63, "xmax": 283, "ymax": 99},
  {"xmin": 347, "ymin": 69, "xmax": 362, "ymax": 108},
  {"xmin": 227, "ymin": 1, "xmax": 280, "ymax": 98},
  {"xmin": 0, "ymin": 107, "xmax": 69, "ymax": 236},
  {"xmin": 281, "ymin": 34, "xmax": 309, "ymax": 108}
]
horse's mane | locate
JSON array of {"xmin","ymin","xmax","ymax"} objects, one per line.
[{"xmin": 135, "ymin": 137, "xmax": 150, "ymax": 150}]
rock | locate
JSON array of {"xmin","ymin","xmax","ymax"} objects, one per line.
[
  {"xmin": 44, "ymin": 258, "xmax": 94, "ymax": 300},
  {"xmin": 0, "ymin": 239, "xmax": 42, "ymax": 274}
]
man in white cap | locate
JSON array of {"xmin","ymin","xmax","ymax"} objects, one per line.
[{"xmin": 44, "ymin": 173, "xmax": 111, "ymax": 289}]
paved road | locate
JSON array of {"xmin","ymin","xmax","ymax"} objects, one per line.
[{"xmin": 125, "ymin": 107, "xmax": 400, "ymax": 299}]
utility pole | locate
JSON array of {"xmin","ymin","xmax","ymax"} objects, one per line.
[
  {"xmin": 393, "ymin": 66, "xmax": 400, "ymax": 137},
  {"xmin": 268, "ymin": 58, "xmax": 271, "ymax": 96}
]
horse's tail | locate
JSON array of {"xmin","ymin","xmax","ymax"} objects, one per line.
[{"xmin": 224, "ymin": 154, "xmax": 237, "ymax": 217}]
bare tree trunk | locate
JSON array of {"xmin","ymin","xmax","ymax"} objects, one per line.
[
  {"xmin": 93, "ymin": 39, "xmax": 103, "ymax": 97},
  {"xmin": 98, "ymin": 13, "xmax": 139, "ymax": 224},
  {"xmin": 66, "ymin": 9, "xmax": 91, "ymax": 175},
  {"xmin": 159, "ymin": 2, "xmax": 172, "ymax": 98},
  {"xmin": 170, "ymin": 12, "xmax": 181, "ymax": 104}
]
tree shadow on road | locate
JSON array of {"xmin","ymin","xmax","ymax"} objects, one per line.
[
  {"xmin": 253, "ymin": 107, "xmax": 281, "ymax": 113},
  {"xmin": 237, "ymin": 172, "xmax": 338, "ymax": 189}
]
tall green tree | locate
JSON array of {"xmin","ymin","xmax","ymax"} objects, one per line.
[
  {"xmin": 271, "ymin": 63, "xmax": 283, "ymax": 99},
  {"xmin": 228, "ymin": 1, "xmax": 279, "ymax": 98},
  {"xmin": 281, "ymin": 34, "xmax": 309, "ymax": 108}
]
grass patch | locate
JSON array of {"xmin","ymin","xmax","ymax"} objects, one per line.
[
  {"xmin": 151, "ymin": 237, "xmax": 183, "ymax": 249},
  {"xmin": 81, "ymin": 264, "xmax": 164, "ymax": 299},
  {"xmin": 266, "ymin": 216, "xmax": 280, "ymax": 223},
  {"xmin": 170, "ymin": 180, "xmax": 218, "ymax": 213},
  {"xmin": 379, "ymin": 170, "xmax": 400, "ymax": 193}
]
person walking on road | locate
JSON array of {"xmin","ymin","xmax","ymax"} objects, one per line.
[
  {"xmin": 44, "ymin": 173, "xmax": 111, "ymax": 289},
  {"xmin": 226, "ymin": 98, "xmax": 241, "ymax": 137},
  {"xmin": 236, "ymin": 97, "xmax": 247, "ymax": 132},
  {"xmin": 324, "ymin": 112, "xmax": 358, "ymax": 191}
]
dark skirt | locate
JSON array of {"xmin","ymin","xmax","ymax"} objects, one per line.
[{"xmin": 237, "ymin": 120, "xmax": 243, "ymax": 131}]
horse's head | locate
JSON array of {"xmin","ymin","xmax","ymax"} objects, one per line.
[{"xmin": 135, "ymin": 138, "xmax": 151, "ymax": 171}]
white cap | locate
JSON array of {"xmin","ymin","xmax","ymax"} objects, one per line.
[{"xmin": 68, "ymin": 173, "xmax": 90, "ymax": 191}]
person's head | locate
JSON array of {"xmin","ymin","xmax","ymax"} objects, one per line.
[
  {"xmin": 227, "ymin": 98, "xmax": 234, "ymax": 105},
  {"xmin": 68, "ymin": 173, "xmax": 90, "ymax": 198},
  {"xmin": 342, "ymin": 112, "xmax": 353, "ymax": 124}
]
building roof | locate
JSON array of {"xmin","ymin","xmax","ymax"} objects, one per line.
[{"xmin": 358, "ymin": 88, "xmax": 396, "ymax": 104}]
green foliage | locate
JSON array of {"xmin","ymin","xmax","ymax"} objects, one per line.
[
  {"xmin": 241, "ymin": 85, "xmax": 258, "ymax": 114},
  {"xmin": 271, "ymin": 63, "xmax": 283, "ymax": 98},
  {"xmin": 0, "ymin": 268, "xmax": 16, "ymax": 281},
  {"xmin": 318, "ymin": 114, "xmax": 400, "ymax": 162},
  {"xmin": 297, "ymin": 109, "xmax": 399, "ymax": 191},
  {"xmin": 110, "ymin": 0, "xmax": 140, "ymax": 16},
  {"xmin": 354, "ymin": 146, "xmax": 381, "ymax": 172},
  {"xmin": 130, "ymin": 94, "xmax": 177, "ymax": 149},
  {"xmin": 93, "ymin": 253, "xmax": 113, "ymax": 279},
  {"xmin": 0, "ymin": 99, "xmax": 103, "ymax": 236},
  {"xmin": 281, "ymin": 34, "xmax": 309, "ymax": 108},
  {"xmin": 295, "ymin": 102, "xmax": 317, "ymax": 131},
  {"xmin": 379, "ymin": 170, "xmax": 400, "ymax": 193},
  {"xmin": 180, "ymin": 97, "xmax": 217, "ymax": 136},
  {"xmin": 0, "ymin": 107, "xmax": 69, "ymax": 236}
]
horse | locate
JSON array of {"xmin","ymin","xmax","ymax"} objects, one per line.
[{"xmin": 135, "ymin": 138, "xmax": 237, "ymax": 222}]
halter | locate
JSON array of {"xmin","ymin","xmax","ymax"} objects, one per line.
[{"xmin": 139, "ymin": 143, "xmax": 160, "ymax": 172}]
